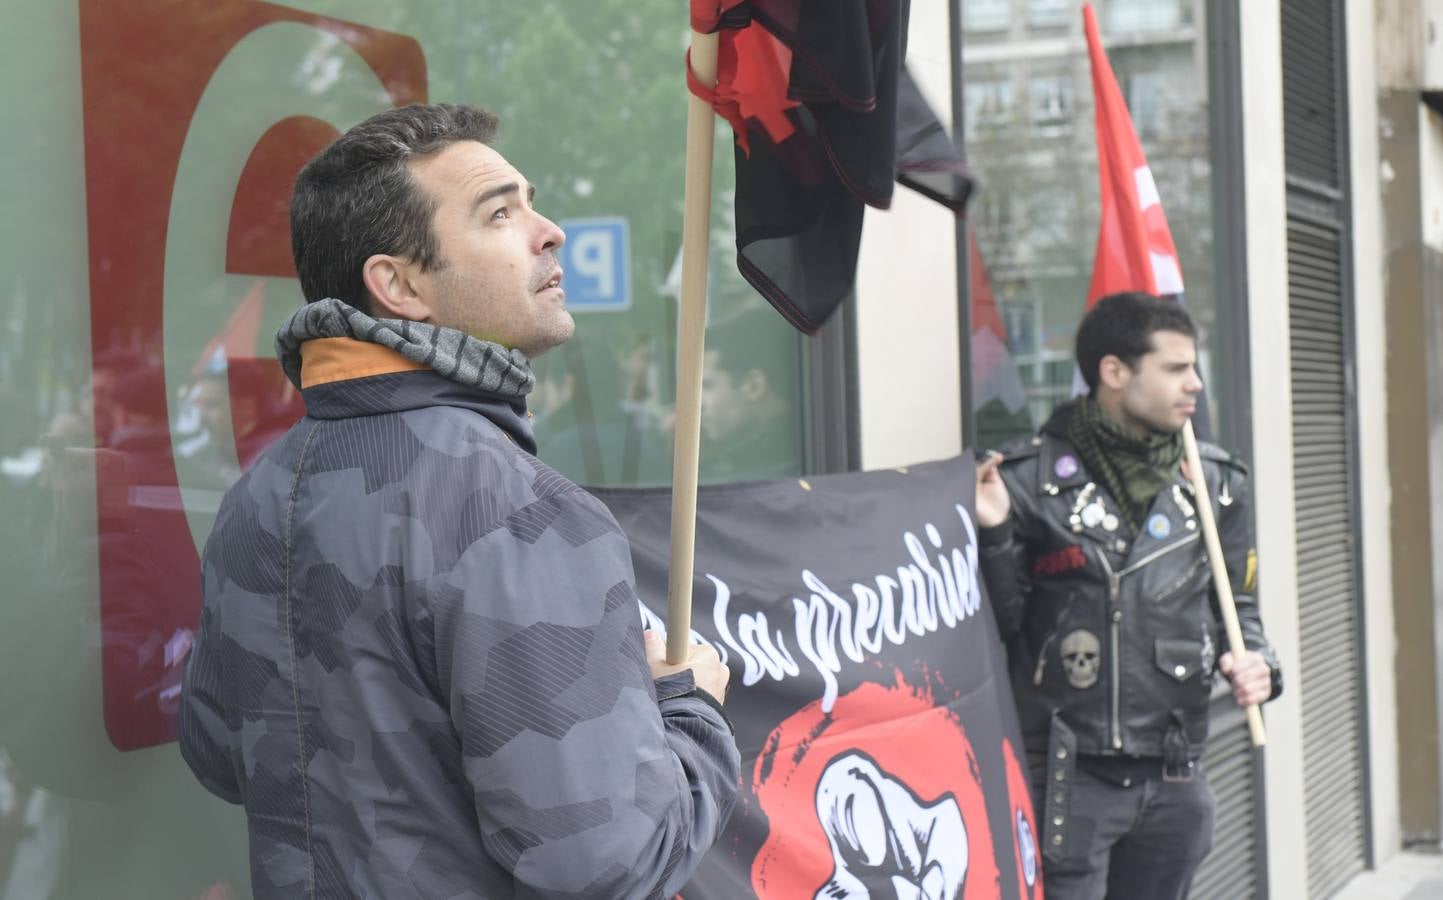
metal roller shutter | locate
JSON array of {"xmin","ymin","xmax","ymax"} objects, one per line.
[
  {"xmin": 1193, "ymin": 699, "xmax": 1262, "ymax": 899},
  {"xmin": 1281, "ymin": 1, "xmax": 1372, "ymax": 896},
  {"xmin": 1288, "ymin": 216, "xmax": 1369, "ymax": 897}
]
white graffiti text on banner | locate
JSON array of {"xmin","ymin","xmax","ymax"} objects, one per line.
[{"xmin": 638, "ymin": 505, "xmax": 982, "ymax": 712}]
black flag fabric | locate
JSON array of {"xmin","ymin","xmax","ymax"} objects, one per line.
[
  {"xmin": 593, "ymin": 457, "xmax": 1042, "ymax": 899},
  {"xmin": 689, "ymin": 0, "xmax": 973, "ymax": 334}
]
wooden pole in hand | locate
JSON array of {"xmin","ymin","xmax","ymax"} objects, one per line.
[
  {"xmin": 1181, "ymin": 420, "xmax": 1267, "ymax": 747},
  {"xmin": 666, "ymin": 28, "xmax": 720, "ymax": 665}
]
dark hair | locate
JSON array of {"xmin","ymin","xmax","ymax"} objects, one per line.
[
  {"xmin": 1074, "ymin": 292, "xmax": 1197, "ymax": 392},
  {"xmin": 290, "ymin": 103, "xmax": 500, "ymax": 313}
]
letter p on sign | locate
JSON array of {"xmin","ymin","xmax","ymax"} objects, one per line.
[{"xmin": 558, "ymin": 217, "xmax": 631, "ymax": 312}]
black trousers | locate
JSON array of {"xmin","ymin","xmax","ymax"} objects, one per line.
[{"xmin": 1030, "ymin": 759, "xmax": 1216, "ymax": 900}]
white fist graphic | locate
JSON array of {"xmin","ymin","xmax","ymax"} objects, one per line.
[{"xmin": 813, "ymin": 752, "xmax": 968, "ymax": 900}]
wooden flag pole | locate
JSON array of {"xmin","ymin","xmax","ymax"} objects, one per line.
[
  {"xmin": 666, "ymin": 29, "xmax": 720, "ymax": 664},
  {"xmin": 1181, "ymin": 420, "xmax": 1267, "ymax": 747}
]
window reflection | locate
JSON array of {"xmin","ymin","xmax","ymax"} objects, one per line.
[
  {"xmin": 966, "ymin": 0, "xmax": 1218, "ymax": 447},
  {"xmin": 1028, "ymin": 73, "xmax": 1073, "ymax": 136},
  {"xmin": 1027, "ymin": 0, "xmax": 1071, "ymax": 30},
  {"xmin": 2, "ymin": 0, "xmax": 811, "ymax": 897},
  {"xmin": 964, "ymin": 0, "xmax": 1012, "ymax": 34},
  {"xmin": 965, "ymin": 77, "xmax": 1018, "ymax": 139},
  {"xmin": 1105, "ymin": 0, "xmax": 1191, "ymax": 33}
]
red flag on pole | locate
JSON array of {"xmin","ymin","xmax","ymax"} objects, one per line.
[
  {"xmin": 1082, "ymin": 2, "xmax": 1186, "ymax": 307},
  {"xmin": 1079, "ymin": 3, "xmax": 1210, "ymax": 437},
  {"xmin": 687, "ymin": 0, "xmax": 972, "ymax": 334}
]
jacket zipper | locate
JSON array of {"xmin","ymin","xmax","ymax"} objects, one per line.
[
  {"xmin": 1097, "ymin": 551, "xmax": 1123, "ymax": 750},
  {"xmin": 1118, "ymin": 531, "xmax": 1200, "ymax": 578},
  {"xmin": 1095, "ymin": 533, "xmax": 1201, "ymax": 751}
]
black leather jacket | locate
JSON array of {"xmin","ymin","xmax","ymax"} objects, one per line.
[{"xmin": 979, "ymin": 404, "xmax": 1281, "ymax": 760}]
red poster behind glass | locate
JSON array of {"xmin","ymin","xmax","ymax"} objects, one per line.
[{"xmin": 78, "ymin": 0, "xmax": 427, "ymax": 750}]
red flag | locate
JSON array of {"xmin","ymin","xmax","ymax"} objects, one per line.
[
  {"xmin": 688, "ymin": 0, "xmax": 972, "ymax": 334},
  {"xmin": 1083, "ymin": 2, "xmax": 1185, "ymax": 307},
  {"xmin": 1080, "ymin": 3, "xmax": 1210, "ymax": 436}
]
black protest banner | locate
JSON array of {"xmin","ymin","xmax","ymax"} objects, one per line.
[{"xmin": 593, "ymin": 456, "xmax": 1043, "ymax": 900}]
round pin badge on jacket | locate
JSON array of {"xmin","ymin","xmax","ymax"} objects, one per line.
[
  {"xmin": 1054, "ymin": 455, "xmax": 1079, "ymax": 479},
  {"xmin": 1146, "ymin": 514, "xmax": 1172, "ymax": 539}
]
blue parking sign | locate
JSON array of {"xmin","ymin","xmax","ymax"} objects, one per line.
[{"xmin": 558, "ymin": 217, "xmax": 630, "ymax": 312}]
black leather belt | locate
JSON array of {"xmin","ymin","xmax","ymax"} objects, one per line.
[{"xmin": 1075, "ymin": 753, "xmax": 1197, "ymax": 786}]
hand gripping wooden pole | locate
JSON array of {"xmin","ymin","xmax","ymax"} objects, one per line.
[
  {"xmin": 665, "ymin": 28, "xmax": 720, "ymax": 665},
  {"xmin": 1181, "ymin": 420, "xmax": 1267, "ymax": 747}
]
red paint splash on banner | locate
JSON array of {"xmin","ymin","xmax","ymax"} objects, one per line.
[{"xmin": 751, "ymin": 675, "xmax": 1001, "ymax": 899}]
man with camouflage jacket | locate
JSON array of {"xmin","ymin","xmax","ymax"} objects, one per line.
[
  {"xmin": 179, "ymin": 104, "xmax": 740, "ymax": 899},
  {"xmin": 974, "ymin": 293, "xmax": 1281, "ymax": 900}
]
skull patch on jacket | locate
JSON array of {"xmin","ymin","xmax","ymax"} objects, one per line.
[{"xmin": 1060, "ymin": 630, "xmax": 1101, "ymax": 689}]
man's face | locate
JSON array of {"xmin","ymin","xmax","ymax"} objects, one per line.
[
  {"xmin": 1114, "ymin": 329, "xmax": 1203, "ymax": 434},
  {"xmin": 408, "ymin": 141, "xmax": 572, "ymax": 357}
]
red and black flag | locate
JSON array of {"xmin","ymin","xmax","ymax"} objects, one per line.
[
  {"xmin": 688, "ymin": 0, "xmax": 972, "ymax": 334},
  {"xmin": 969, "ymin": 228, "xmax": 1028, "ymax": 418}
]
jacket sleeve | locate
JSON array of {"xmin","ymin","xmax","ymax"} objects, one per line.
[
  {"xmin": 1210, "ymin": 458, "xmax": 1283, "ymax": 701},
  {"xmin": 429, "ymin": 486, "xmax": 741, "ymax": 899},
  {"xmin": 977, "ymin": 463, "xmax": 1036, "ymax": 644},
  {"xmin": 178, "ymin": 595, "xmax": 243, "ymax": 804},
  {"xmin": 179, "ymin": 487, "xmax": 263, "ymax": 806}
]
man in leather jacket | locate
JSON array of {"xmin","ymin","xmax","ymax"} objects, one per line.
[{"xmin": 974, "ymin": 292, "xmax": 1281, "ymax": 900}]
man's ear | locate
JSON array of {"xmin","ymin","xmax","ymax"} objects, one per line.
[
  {"xmin": 361, "ymin": 254, "xmax": 431, "ymax": 321},
  {"xmin": 1097, "ymin": 354, "xmax": 1131, "ymax": 391}
]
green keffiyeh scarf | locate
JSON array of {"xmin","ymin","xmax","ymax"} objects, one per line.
[{"xmin": 1068, "ymin": 397, "xmax": 1183, "ymax": 533}]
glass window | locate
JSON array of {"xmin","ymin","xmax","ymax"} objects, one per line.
[
  {"xmin": 1028, "ymin": 73, "xmax": 1074, "ymax": 135},
  {"xmin": 964, "ymin": 0, "xmax": 1013, "ymax": 34},
  {"xmin": 1027, "ymin": 0, "xmax": 1072, "ymax": 30},
  {"xmin": 1125, "ymin": 68, "xmax": 1167, "ymax": 138},
  {"xmin": 964, "ymin": 77, "xmax": 1018, "ymax": 139},
  {"xmin": 973, "ymin": 190, "xmax": 1020, "ymax": 247},
  {"xmin": 966, "ymin": 0, "xmax": 1221, "ymax": 449},
  {"xmin": 0, "ymin": 1, "xmax": 810, "ymax": 895},
  {"xmin": 1104, "ymin": 0, "xmax": 1192, "ymax": 33},
  {"xmin": 1112, "ymin": 43, "xmax": 1202, "ymax": 143}
]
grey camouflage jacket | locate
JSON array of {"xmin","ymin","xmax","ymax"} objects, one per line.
[{"xmin": 179, "ymin": 328, "xmax": 740, "ymax": 898}]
